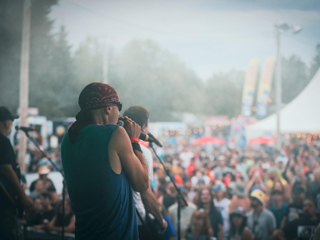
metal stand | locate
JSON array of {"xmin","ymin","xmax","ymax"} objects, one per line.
[
  {"xmin": 24, "ymin": 131, "xmax": 66, "ymax": 240},
  {"xmin": 149, "ymin": 142, "xmax": 187, "ymax": 240}
]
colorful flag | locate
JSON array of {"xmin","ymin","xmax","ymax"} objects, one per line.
[
  {"xmin": 256, "ymin": 57, "xmax": 275, "ymax": 118},
  {"xmin": 241, "ymin": 59, "xmax": 259, "ymax": 117}
]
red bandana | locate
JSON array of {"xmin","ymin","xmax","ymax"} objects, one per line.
[{"xmin": 78, "ymin": 82, "xmax": 119, "ymax": 110}]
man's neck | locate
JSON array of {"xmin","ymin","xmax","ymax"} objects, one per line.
[
  {"xmin": 203, "ymin": 202, "xmax": 210, "ymax": 212},
  {"xmin": 274, "ymin": 200, "xmax": 282, "ymax": 209},
  {"xmin": 254, "ymin": 205, "xmax": 263, "ymax": 214}
]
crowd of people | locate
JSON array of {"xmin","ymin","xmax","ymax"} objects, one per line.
[
  {"xmin": 148, "ymin": 139, "xmax": 320, "ymax": 240},
  {"xmin": 20, "ymin": 131, "xmax": 320, "ymax": 240}
]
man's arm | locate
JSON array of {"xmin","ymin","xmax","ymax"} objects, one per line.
[
  {"xmin": 0, "ymin": 164, "xmax": 33, "ymax": 211},
  {"xmin": 141, "ymin": 187, "xmax": 164, "ymax": 225},
  {"xmin": 111, "ymin": 124, "xmax": 149, "ymax": 192}
]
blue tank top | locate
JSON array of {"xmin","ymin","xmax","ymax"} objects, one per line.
[{"xmin": 61, "ymin": 124, "xmax": 138, "ymax": 240}]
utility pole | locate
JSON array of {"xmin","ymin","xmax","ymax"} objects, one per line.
[
  {"xmin": 103, "ymin": 37, "xmax": 109, "ymax": 84},
  {"xmin": 275, "ymin": 28, "xmax": 282, "ymax": 150},
  {"xmin": 18, "ymin": 0, "xmax": 31, "ymax": 173},
  {"xmin": 274, "ymin": 23, "xmax": 302, "ymax": 150}
]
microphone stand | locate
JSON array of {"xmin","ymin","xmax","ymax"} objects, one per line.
[
  {"xmin": 149, "ymin": 142, "xmax": 187, "ymax": 240},
  {"xmin": 22, "ymin": 131, "xmax": 66, "ymax": 240}
]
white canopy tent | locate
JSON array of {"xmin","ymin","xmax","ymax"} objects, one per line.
[{"xmin": 246, "ymin": 68, "xmax": 320, "ymax": 140}]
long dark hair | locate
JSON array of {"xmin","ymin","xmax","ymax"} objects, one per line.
[
  {"xmin": 229, "ymin": 214, "xmax": 247, "ymax": 237},
  {"xmin": 197, "ymin": 188, "xmax": 216, "ymax": 213},
  {"xmin": 68, "ymin": 109, "xmax": 93, "ymax": 144}
]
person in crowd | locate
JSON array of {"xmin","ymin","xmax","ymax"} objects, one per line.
[
  {"xmin": 161, "ymin": 203, "xmax": 177, "ymax": 240},
  {"xmin": 0, "ymin": 107, "xmax": 34, "ymax": 239},
  {"xmin": 212, "ymin": 155, "xmax": 232, "ymax": 180},
  {"xmin": 230, "ymin": 157, "xmax": 248, "ymax": 181},
  {"xmin": 266, "ymin": 180, "xmax": 289, "ymax": 209},
  {"xmin": 184, "ymin": 210, "xmax": 213, "ymax": 240},
  {"xmin": 268, "ymin": 190, "xmax": 288, "ymax": 229},
  {"xmin": 246, "ymin": 190, "xmax": 276, "ymax": 240},
  {"xmin": 46, "ymin": 185, "xmax": 61, "ymax": 208},
  {"xmin": 123, "ymin": 106, "xmax": 167, "ymax": 239},
  {"xmin": 187, "ymin": 158, "xmax": 196, "ymax": 178},
  {"xmin": 228, "ymin": 182, "xmax": 251, "ymax": 212},
  {"xmin": 213, "ymin": 183, "xmax": 231, "ymax": 239},
  {"xmin": 29, "ymin": 166, "xmax": 55, "ymax": 192},
  {"xmin": 180, "ymin": 147, "xmax": 194, "ymax": 168},
  {"xmin": 178, "ymin": 166, "xmax": 189, "ymax": 184},
  {"xmin": 289, "ymin": 165, "xmax": 308, "ymax": 191},
  {"xmin": 191, "ymin": 169, "xmax": 210, "ymax": 187},
  {"xmin": 34, "ymin": 197, "xmax": 42, "ymax": 211},
  {"xmin": 261, "ymin": 154, "xmax": 270, "ymax": 173},
  {"xmin": 246, "ymin": 169, "xmax": 267, "ymax": 193},
  {"xmin": 280, "ymin": 185, "xmax": 305, "ymax": 229},
  {"xmin": 61, "ymin": 82, "xmax": 149, "ymax": 239},
  {"xmin": 197, "ymin": 188, "xmax": 224, "ymax": 240},
  {"xmin": 229, "ymin": 207, "xmax": 253, "ymax": 240},
  {"xmin": 163, "ymin": 181, "xmax": 178, "ymax": 210},
  {"xmin": 307, "ymin": 167, "xmax": 320, "ymax": 214},
  {"xmin": 275, "ymin": 197, "xmax": 320, "ymax": 240},
  {"xmin": 155, "ymin": 176, "xmax": 167, "ymax": 201},
  {"xmin": 169, "ymin": 190, "xmax": 197, "ymax": 236},
  {"xmin": 247, "ymin": 158, "xmax": 265, "ymax": 182},
  {"xmin": 27, "ymin": 192, "xmax": 55, "ymax": 229},
  {"xmin": 45, "ymin": 199, "xmax": 75, "ymax": 233},
  {"xmin": 184, "ymin": 179, "xmax": 196, "ymax": 202},
  {"xmin": 29, "ymin": 179, "xmax": 45, "ymax": 199}
]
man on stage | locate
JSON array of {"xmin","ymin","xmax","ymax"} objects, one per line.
[
  {"xmin": 123, "ymin": 106, "xmax": 167, "ymax": 239},
  {"xmin": 0, "ymin": 107, "xmax": 34, "ymax": 240},
  {"xmin": 61, "ymin": 83, "xmax": 149, "ymax": 240}
]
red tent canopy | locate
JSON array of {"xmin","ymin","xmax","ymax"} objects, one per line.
[
  {"xmin": 248, "ymin": 137, "xmax": 275, "ymax": 146},
  {"xmin": 193, "ymin": 136, "xmax": 225, "ymax": 145}
]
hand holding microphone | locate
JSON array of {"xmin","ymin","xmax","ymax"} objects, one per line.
[
  {"xmin": 118, "ymin": 117, "xmax": 162, "ymax": 147},
  {"xmin": 119, "ymin": 117, "xmax": 141, "ymax": 140}
]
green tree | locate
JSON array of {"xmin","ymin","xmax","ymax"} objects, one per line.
[
  {"xmin": 205, "ymin": 70, "xmax": 245, "ymax": 117},
  {"xmin": 0, "ymin": 0, "xmax": 23, "ymax": 112},
  {"xmin": 35, "ymin": 26, "xmax": 78, "ymax": 118},
  {"xmin": 0, "ymin": 0, "xmax": 58, "ymax": 115},
  {"xmin": 110, "ymin": 39, "xmax": 204, "ymax": 121},
  {"xmin": 73, "ymin": 37, "xmax": 104, "ymax": 90},
  {"xmin": 281, "ymin": 55, "xmax": 309, "ymax": 104}
]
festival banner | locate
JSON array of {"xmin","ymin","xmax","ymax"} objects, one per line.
[
  {"xmin": 256, "ymin": 57, "xmax": 275, "ymax": 119},
  {"xmin": 241, "ymin": 59, "xmax": 259, "ymax": 117}
]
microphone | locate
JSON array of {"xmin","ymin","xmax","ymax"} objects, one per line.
[
  {"xmin": 15, "ymin": 126, "xmax": 36, "ymax": 132},
  {"xmin": 118, "ymin": 120, "xmax": 161, "ymax": 147},
  {"xmin": 147, "ymin": 132, "xmax": 162, "ymax": 147},
  {"xmin": 139, "ymin": 132, "xmax": 151, "ymax": 142}
]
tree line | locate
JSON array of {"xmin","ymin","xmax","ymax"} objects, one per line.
[{"xmin": 1, "ymin": 0, "xmax": 319, "ymax": 121}]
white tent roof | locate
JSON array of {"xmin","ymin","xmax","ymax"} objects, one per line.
[{"xmin": 246, "ymin": 68, "xmax": 320, "ymax": 139}]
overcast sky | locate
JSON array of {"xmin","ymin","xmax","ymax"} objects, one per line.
[{"xmin": 50, "ymin": 0, "xmax": 320, "ymax": 80}]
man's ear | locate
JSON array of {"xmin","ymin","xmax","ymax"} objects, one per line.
[
  {"xmin": 4, "ymin": 120, "xmax": 11, "ymax": 129},
  {"xmin": 142, "ymin": 123, "xmax": 147, "ymax": 132},
  {"xmin": 104, "ymin": 106, "xmax": 112, "ymax": 115}
]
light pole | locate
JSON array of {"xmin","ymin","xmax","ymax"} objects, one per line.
[
  {"xmin": 274, "ymin": 23, "xmax": 302, "ymax": 150},
  {"xmin": 18, "ymin": 0, "xmax": 31, "ymax": 173}
]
